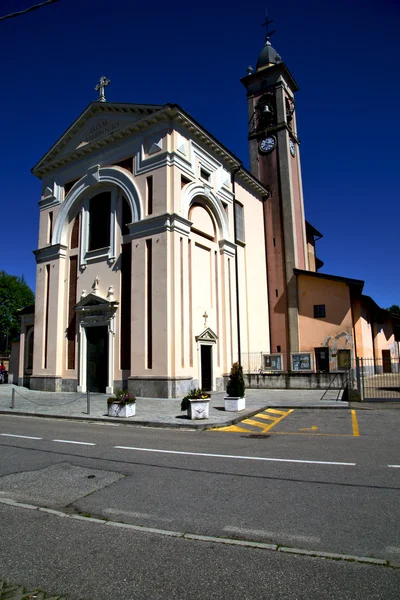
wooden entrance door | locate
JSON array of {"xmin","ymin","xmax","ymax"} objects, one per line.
[
  {"xmin": 382, "ymin": 350, "xmax": 392, "ymax": 373},
  {"xmin": 86, "ymin": 326, "xmax": 108, "ymax": 392},
  {"xmin": 315, "ymin": 347, "xmax": 329, "ymax": 373},
  {"xmin": 201, "ymin": 345, "xmax": 212, "ymax": 391}
]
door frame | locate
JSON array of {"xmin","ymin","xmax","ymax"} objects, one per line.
[
  {"xmin": 200, "ymin": 342, "xmax": 213, "ymax": 391},
  {"xmin": 314, "ymin": 347, "xmax": 330, "ymax": 373},
  {"xmin": 195, "ymin": 327, "xmax": 218, "ymax": 392},
  {"xmin": 77, "ymin": 322, "xmax": 115, "ymax": 394},
  {"xmin": 74, "ymin": 293, "xmax": 118, "ymax": 394}
]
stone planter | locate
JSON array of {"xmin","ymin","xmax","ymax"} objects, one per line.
[
  {"xmin": 188, "ymin": 399, "xmax": 210, "ymax": 420},
  {"xmin": 107, "ymin": 401, "xmax": 136, "ymax": 418},
  {"xmin": 224, "ymin": 396, "xmax": 246, "ymax": 411}
]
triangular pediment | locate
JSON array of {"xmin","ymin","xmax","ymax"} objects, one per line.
[
  {"xmin": 74, "ymin": 292, "xmax": 113, "ymax": 309},
  {"xmin": 196, "ymin": 327, "xmax": 218, "ymax": 342},
  {"xmin": 32, "ymin": 101, "xmax": 166, "ymax": 176}
]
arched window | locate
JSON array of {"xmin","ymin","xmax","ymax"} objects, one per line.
[{"xmin": 89, "ymin": 192, "xmax": 111, "ymax": 250}]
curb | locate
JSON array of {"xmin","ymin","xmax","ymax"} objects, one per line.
[
  {"xmin": 0, "ymin": 497, "xmax": 398, "ymax": 569},
  {"xmin": 0, "ymin": 403, "xmax": 350, "ymax": 428}
]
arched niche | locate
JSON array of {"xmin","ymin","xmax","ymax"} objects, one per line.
[{"xmin": 52, "ymin": 166, "xmax": 142, "ymax": 247}]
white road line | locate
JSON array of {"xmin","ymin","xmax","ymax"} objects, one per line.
[
  {"xmin": 0, "ymin": 433, "xmax": 42, "ymax": 440},
  {"xmin": 388, "ymin": 465, "xmax": 400, "ymax": 468},
  {"xmin": 52, "ymin": 439, "xmax": 96, "ymax": 446},
  {"xmin": 114, "ymin": 446, "xmax": 356, "ymax": 466},
  {"xmin": 224, "ymin": 526, "xmax": 321, "ymax": 544}
]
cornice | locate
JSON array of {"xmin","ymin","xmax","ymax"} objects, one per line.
[
  {"xmin": 33, "ymin": 244, "xmax": 67, "ymax": 263},
  {"xmin": 128, "ymin": 213, "xmax": 192, "ymax": 239},
  {"xmin": 32, "ymin": 103, "xmax": 269, "ymax": 199}
]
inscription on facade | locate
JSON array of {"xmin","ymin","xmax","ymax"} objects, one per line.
[{"xmin": 84, "ymin": 120, "xmax": 120, "ymax": 144}]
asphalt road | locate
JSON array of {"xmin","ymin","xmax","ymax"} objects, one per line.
[{"xmin": 0, "ymin": 410, "xmax": 399, "ymax": 599}]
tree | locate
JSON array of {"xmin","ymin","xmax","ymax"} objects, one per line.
[
  {"xmin": 387, "ymin": 305, "xmax": 400, "ymax": 316},
  {"xmin": 0, "ymin": 271, "xmax": 34, "ymax": 352}
]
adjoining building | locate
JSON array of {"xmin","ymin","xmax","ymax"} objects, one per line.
[{"xmin": 13, "ymin": 25, "xmax": 399, "ymax": 396}]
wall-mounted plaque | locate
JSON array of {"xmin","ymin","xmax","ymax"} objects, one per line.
[
  {"xmin": 291, "ymin": 352, "xmax": 313, "ymax": 372},
  {"xmin": 263, "ymin": 353, "xmax": 283, "ymax": 371}
]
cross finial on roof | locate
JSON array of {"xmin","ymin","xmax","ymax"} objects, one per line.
[
  {"xmin": 261, "ymin": 10, "xmax": 276, "ymax": 41},
  {"xmin": 203, "ymin": 311, "xmax": 208, "ymax": 327},
  {"xmin": 95, "ymin": 76, "xmax": 110, "ymax": 102}
]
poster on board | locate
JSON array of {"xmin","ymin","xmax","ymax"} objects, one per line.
[
  {"xmin": 291, "ymin": 352, "xmax": 312, "ymax": 371},
  {"xmin": 263, "ymin": 354, "xmax": 283, "ymax": 371}
]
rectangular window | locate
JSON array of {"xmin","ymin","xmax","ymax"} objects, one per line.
[
  {"xmin": 313, "ymin": 304, "xmax": 326, "ymax": 319},
  {"xmin": 88, "ymin": 192, "xmax": 111, "ymax": 251},
  {"xmin": 146, "ymin": 176, "xmax": 153, "ymax": 216},
  {"xmin": 200, "ymin": 167, "xmax": 210, "ymax": 182},
  {"xmin": 235, "ymin": 203, "xmax": 245, "ymax": 243},
  {"xmin": 337, "ymin": 349, "xmax": 351, "ymax": 370},
  {"xmin": 70, "ymin": 214, "xmax": 80, "ymax": 249},
  {"xmin": 48, "ymin": 212, "xmax": 53, "ymax": 244}
]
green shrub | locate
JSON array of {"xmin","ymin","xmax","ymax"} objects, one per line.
[{"xmin": 226, "ymin": 362, "xmax": 245, "ymax": 398}]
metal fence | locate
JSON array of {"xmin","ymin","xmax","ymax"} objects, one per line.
[
  {"xmin": 357, "ymin": 357, "xmax": 400, "ymax": 401},
  {"xmin": 240, "ymin": 352, "xmax": 400, "ymax": 401}
]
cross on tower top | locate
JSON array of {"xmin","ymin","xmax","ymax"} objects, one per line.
[
  {"xmin": 95, "ymin": 76, "xmax": 110, "ymax": 102},
  {"xmin": 261, "ymin": 13, "xmax": 276, "ymax": 41}
]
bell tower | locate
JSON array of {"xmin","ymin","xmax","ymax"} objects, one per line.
[{"xmin": 241, "ymin": 18, "xmax": 308, "ymax": 361}]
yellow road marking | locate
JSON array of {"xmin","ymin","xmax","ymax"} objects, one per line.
[
  {"xmin": 268, "ymin": 431, "xmax": 353, "ymax": 437},
  {"xmin": 212, "ymin": 408, "xmax": 294, "ymax": 433},
  {"xmin": 351, "ymin": 410, "xmax": 360, "ymax": 437},
  {"xmin": 264, "ymin": 409, "xmax": 288, "ymax": 415},
  {"xmin": 254, "ymin": 414, "xmax": 279, "ymax": 421},
  {"xmin": 215, "ymin": 425, "xmax": 251, "ymax": 433},
  {"xmin": 242, "ymin": 418, "xmax": 268, "ymax": 428},
  {"xmin": 299, "ymin": 426, "xmax": 319, "ymax": 432}
]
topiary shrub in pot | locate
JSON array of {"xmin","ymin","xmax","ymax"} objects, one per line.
[{"xmin": 225, "ymin": 362, "xmax": 246, "ymax": 411}]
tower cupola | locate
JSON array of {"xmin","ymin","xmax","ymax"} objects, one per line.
[
  {"xmin": 256, "ymin": 14, "xmax": 282, "ymax": 70},
  {"xmin": 256, "ymin": 38, "xmax": 282, "ymax": 70}
]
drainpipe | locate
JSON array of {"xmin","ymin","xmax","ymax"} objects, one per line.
[{"xmin": 232, "ymin": 166, "xmax": 242, "ymax": 365}]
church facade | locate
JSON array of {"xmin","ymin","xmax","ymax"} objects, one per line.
[
  {"xmin": 24, "ymin": 101, "xmax": 270, "ymax": 396},
  {"xmin": 14, "ymin": 28, "xmax": 399, "ymax": 395}
]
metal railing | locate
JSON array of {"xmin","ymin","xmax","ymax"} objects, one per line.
[{"xmin": 357, "ymin": 357, "xmax": 400, "ymax": 401}]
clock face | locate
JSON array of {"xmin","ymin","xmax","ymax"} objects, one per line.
[
  {"xmin": 289, "ymin": 139, "xmax": 296, "ymax": 157},
  {"xmin": 259, "ymin": 136, "xmax": 276, "ymax": 154}
]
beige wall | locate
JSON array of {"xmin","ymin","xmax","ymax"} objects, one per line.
[
  {"xmin": 29, "ymin": 116, "xmax": 270, "ymax": 395},
  {"xmin": 298, "ymin": 275, "xmax": 354, "ymax": 369}
]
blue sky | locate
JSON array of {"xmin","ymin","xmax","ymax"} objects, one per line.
[{"xmin": 1, "ymin": 0, "xmax": 399, "ymax": 309}]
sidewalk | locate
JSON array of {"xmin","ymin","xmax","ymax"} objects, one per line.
[{"xmin": 0, "ymin": 385, "xmax": 348, "ymax": 429}]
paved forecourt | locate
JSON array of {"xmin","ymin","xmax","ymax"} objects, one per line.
[{"xmin": 0, "ymin": 385, "xmax": 348, "ymax": 428}]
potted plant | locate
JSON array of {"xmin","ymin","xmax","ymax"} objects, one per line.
[
  {"xmin": 107, "ymin": 389, "xmax": 136, "ymax": 418},
  {"xmin": 181, "ymin": 388, "xmax": 210, "ymax": 420},
  {"xmin": 224, "ymin": 362, "xmax": 246, "ymax": 411}
]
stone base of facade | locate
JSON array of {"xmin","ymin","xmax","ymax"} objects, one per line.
[
  {"xmin": 30, "ymin": 376, "xmax": 63, "ymax": 392},
  {"xmin": 227, "ymin": 372, "xmax": 351, "ymax": 390},
  {"xmin": 29, "ymin": 377, "xmax": 79, "ymax": 392},
  {"xmin": 128, "ymin": 376, "xmax": 198, "ymax": 398},
  {"xmin": 215, "ymin": 377, "xmax": 225, "ymax": 392}
]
